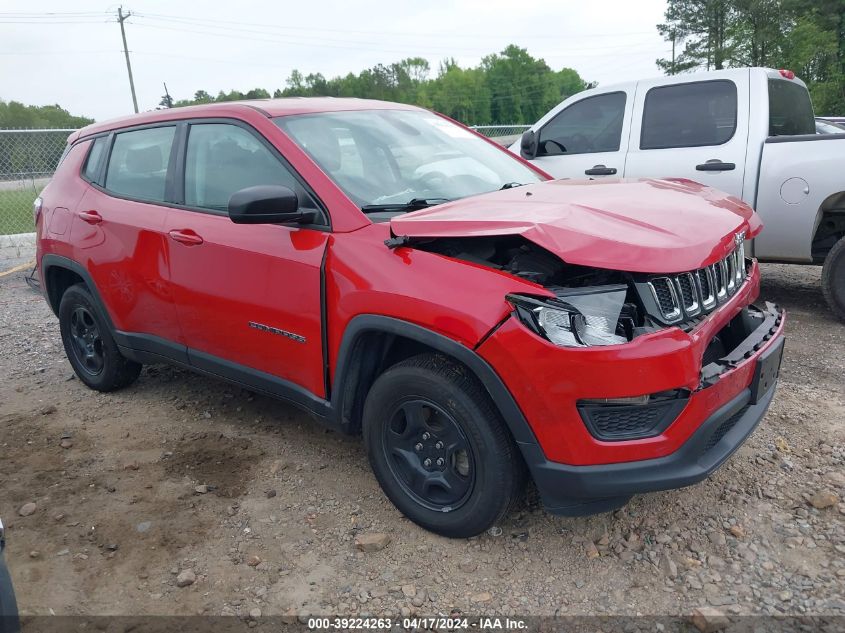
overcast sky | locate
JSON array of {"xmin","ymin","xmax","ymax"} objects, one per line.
[{"xmin": 1, "ymin": 0, "xmax": 670, "ymax": 122}]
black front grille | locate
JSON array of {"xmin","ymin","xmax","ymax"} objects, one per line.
[
  {"xmin": 703, "ymin": 405, "xmax": 749, "ymax": 452},
  {"xmin": 714, "ymin": 264, "xmax": 725, "ymax": 293},
  {"xmin": 697, "ymin": 268, "xmax": 711, "ymax": 299},
  {"xmin": 677, "ymin": 274, "xmax": 697, "ymax": 312},
  {"xmin": 579, "ymin": 399, "xmax": 687, "ymax": 441},
  {"xmin": 641, "ymin": 239, "xmax": 747, "ymax": 326},
  {"xmin": 651, "ymin": 278, "xmax": 676, "ymax": 315}
]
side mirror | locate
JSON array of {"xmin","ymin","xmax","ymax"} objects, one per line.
[
  {"xmin": 228, "ymin": 185, "xmax": 315, "ymax": 225},
  {"xmin": 520, "ymin": 130, "xmax": 538, "ymax": 159}
]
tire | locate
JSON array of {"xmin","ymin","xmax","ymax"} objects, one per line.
[
  {"xmin": 362, "ymin": 353, "xmax": 525, "ymax": 538},
  {"xmin": 58, "ymin": 283, "xmax": 142, "ymax": 391},
  {"xmin": 822, "ymin": 235, "xmax": 845, "ymax": 323}
]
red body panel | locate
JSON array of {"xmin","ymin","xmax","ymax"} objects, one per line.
[
  {"xmin": 324, "ymin": 223, "xmax": 541, "ymax": 380},
  {"xmin": 164, "ymin": 209, "xmax": 328, "ymax": 396},
  {"xmin": 69, "ymin": 185, "xmax": 183, "ymax": 342}
]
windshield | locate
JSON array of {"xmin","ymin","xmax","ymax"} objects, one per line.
[{"xmin": 274, "ymin": 110, "xmax": 543, "ymax": 209}]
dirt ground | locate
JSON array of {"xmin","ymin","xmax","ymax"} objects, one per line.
[{"xmin": 1, "ymin": 257, "xmax": 843, "ymax": 620}]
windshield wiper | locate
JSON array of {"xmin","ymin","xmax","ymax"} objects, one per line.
[
  {"xmin": 500, "ymin": 182, "xmax": 526, "ymax": 190},
  {"xmin": 361, "ymin": 197, "xmax": 450, "ymax": 213}
]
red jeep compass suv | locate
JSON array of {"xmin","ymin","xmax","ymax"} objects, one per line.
[{"xmin": 36, "ymin": 99, "xmax": 785, "ymax": 537}]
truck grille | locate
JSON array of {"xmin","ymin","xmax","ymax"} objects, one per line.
[{"xmin": 644, "ymin": 236, "xmax": 747, "ymax": 326}]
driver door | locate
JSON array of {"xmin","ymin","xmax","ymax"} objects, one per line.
[{"xmin": 529, "ymin": 90, "xmax": 634, "ymax": 180}]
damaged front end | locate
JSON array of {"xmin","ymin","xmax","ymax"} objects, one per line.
[
  {"xmin": 410, "ymin": 232, "xmax": 754, "ymax": 353},
  {"xmin": 408, "ymin": 235, "xmax": 646, "ymax": 348}
]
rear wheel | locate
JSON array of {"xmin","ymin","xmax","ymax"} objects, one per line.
[
  {"xmin": 822, "ymin": 235, "xmax": 845, "ymax": 322},
  {"xmin": 59, "ymin": 284, "xmax": 142, "ymax": 391},
  {"xmin": 362, "ymin": 354, "xmax": 525, "ymax": 538}
]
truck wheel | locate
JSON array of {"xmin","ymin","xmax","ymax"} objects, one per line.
[
  {"xmin": 822, "ymin": 235, "xmax": 845, "ymax": 322},
  {"xmin": 362, "ymin": 354, "xmax": 525, "ymax": 538},
  {"xmin": 59, "ymin": 284, "xmax": 142, "ymax": 391}
]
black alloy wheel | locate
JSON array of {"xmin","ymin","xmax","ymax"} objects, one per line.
[
  {"xmin": 363, "ymin": 354, "xmax": 525, "ymax": 538},
  {"xmin": 68, "ymin": 305, "xmax": 105, "ymax": 376},
  {"xmin": 381, "ymin": 398, "xmax": 475, "ymax": 512}
]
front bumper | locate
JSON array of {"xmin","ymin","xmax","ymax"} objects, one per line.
[
  {"xmin": 476, "ymin": 261, "xmax": 785, "ymax": 515},
  {"xmin": 525, "ymin": 376, "xmax": 778, "ymax": 515}
]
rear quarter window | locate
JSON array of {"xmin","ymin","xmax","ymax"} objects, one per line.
[
  {"xmin": 768, "ymin": 79, "xmax": 815, "ymax": 136},
  {"xmin": 82, "ymin": 137, "xmax": 108, "ymax": 183}
]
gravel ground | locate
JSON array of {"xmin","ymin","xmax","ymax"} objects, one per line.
[{"xmin": 0, "ymin": 258, "xmax": 843, "ymax": 622}]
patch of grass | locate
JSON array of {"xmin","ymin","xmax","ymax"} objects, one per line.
[{"xmin": 0, "ymin": 188, "xmax": 39, "ymax": 235}]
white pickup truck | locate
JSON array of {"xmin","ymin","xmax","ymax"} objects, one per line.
[{"xmin": 511, "ymin": 67, "xmax": 845, "ymax": 321}]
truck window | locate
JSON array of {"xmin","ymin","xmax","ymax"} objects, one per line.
[
  {"xmin": 640, "ymin": 80, "xmax": 737, "ymax": 150},
  {"xmin": 768, "ymin": 79, "xmax": 815, "ymax": 136},
  {"xmin": 537, "ymin": 92, "xmax": 626, "ymax": 156}
]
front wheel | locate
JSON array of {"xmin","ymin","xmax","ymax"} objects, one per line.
[
  {"xmin": 362, "ymin": 354, "xmax": 525, "ymax": 538},
  {"xmin": 59, "ymin": 284, "xmax": 142, "ymax": 391},
  {"xmin": 822, "ymin": 235, "xmax": 845, "ymax": 323}
]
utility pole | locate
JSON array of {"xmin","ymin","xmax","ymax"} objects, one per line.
[{"xmin": 117, "ymin": 6, "xmax": 139, "ymax": 113}]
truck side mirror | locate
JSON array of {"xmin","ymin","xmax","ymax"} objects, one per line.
[{"xmin": 520, "ymin": 130, "xmax": 538, "ymax": 160}]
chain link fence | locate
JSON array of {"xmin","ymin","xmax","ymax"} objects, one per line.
[
  {"xmin": 468, "ymin": 124, "xmax": 531, "ymax": 147},
  {"xmin": 0, "ymin": 129, "xmax": 75, "ymax": 236},
  {"xmin": 0, "ymin": 124, "xmax": 530, "ymax": 237}
]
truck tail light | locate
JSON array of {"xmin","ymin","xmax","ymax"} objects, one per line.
[{"xmin": 779, "ymin": 69, "xmax": 795, "ymax": 80}]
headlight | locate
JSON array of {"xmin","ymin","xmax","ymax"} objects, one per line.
[{"xmin": 507, "ymin": 285, "xmax": 630, "ymax": 347}]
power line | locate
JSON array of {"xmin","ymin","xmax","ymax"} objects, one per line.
[
  {"xmin": 134, "ymin": 11, "xmax": 654, "ymax": 41},
  {"xmin": 127, "ymin": 20, "xmax": 659, "ymax": 59}
]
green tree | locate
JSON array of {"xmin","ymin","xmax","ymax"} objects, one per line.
[
  {"xmin": 163, "ymin": 45, "xmax": 591, "ymax": 125},
  {"xmin": 657, "ymin": 0, "xmax": 736, "ymax": 72},
  {"xmin": 0, "ymin": 101, "xmax": 93, "ymax": 128}
]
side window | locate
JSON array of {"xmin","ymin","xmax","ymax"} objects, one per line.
[
  {"xmin": 640, "ymin": 80, "xmax": 737, "ymax": 150},
  {"xmin": 82, "ymin": 137, "xmax": 107, "ymax": 183},
  {"xmin": 104, "ymin": 126, "xmax": 175, "ymax": 202},
  {"xmin": 184, "ymin": 123, "xmax": 317, "ymax": 212},
  {"xmin": 538, "ymin": 92, "xmax": 626, "ymax": 156}
]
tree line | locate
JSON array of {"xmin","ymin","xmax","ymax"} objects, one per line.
[
  {"xmin": 162, "ymin": 45, "xmax": 591, "ymax": 126},
  {"xmin": 0, "ymin": 101, "xmax": 93, "ymax": 129},
  {"xmin": 658, "ymin": 0, "xmax": 845, "ymax": 114}
]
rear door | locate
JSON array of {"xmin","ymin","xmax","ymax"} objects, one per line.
[
  {"xmin": 624, "ymin": 71, "xmax": 749, "ymax": 198},
  {"xmin": 164, "ymin": 120, "xmax": 329, "ymax": 398},
  {"xmin": 71, "ymin": 125, "xmax": 183, "ymax": 344},
  {"xmin": 527, "ymin": 90, "xmax": 633, "ymax": 180}
]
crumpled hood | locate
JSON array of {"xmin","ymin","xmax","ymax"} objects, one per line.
[{"xmin": 389, "ymin": 178, "xmax": 761, "ymax": 274}]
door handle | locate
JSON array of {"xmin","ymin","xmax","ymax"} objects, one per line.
[
  {"xmin": 168, "ymin": 229, "xmax": 204, "ymax": 246},
  {"xmin": 77, "ymin": 210, "xmax": 102, "ymax": 225},
  {"xmin": 696, "ymin": 160, "xmax": 736, "ymax": 172},
  {"xmin": 584, "ymin": 165, "xmax": 617, "ymax": 176}
]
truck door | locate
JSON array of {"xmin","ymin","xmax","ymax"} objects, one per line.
[
  {"xmin": 524, "ymin": 89, "xmax": 633, "ymax": 180},
  {"xmin": 624, "ymin": 70, "xmax": 749, "ymax": 199}
]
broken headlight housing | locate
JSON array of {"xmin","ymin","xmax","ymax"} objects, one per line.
[{"xmin": 507, "ymin": 285, "xmax": 631, "ymax": 347}]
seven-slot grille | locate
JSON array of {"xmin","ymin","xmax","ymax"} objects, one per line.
[{"xmin": 647, "ymin": 236, "xmax": 747, "ymax": 324}]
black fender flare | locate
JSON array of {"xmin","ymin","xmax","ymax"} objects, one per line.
[
  {"xmin": 329, "ymin": 314, "xmax": 541, "ymax": 449},
  {"xmin": 40, "ymin": 254, "xmax": 117, "ymax": 331}
]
